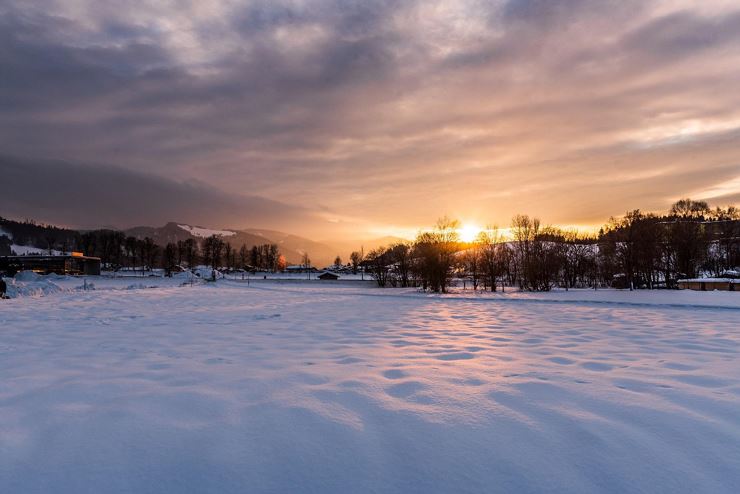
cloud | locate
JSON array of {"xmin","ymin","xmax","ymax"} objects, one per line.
[
  {"xmin": 0, "ymin": 0, "xmax": 738, "ymax": 236},
  {"xmin": 0, "ymin": 154, "xmax": 323, "ymax": 233}
]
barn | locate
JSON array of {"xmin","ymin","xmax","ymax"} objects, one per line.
[
  {"xmin": 317, "ymin": 272, "xmax": 339, "ymax": 280},
  {"xmin": 677, "ymin": 278, "xmax": 738, "ymax": 291}
]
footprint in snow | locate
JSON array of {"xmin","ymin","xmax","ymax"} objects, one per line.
[
  {"xmin": 386, "ymin": 381, "xmax": 426, "ymax": 398},
  {"xmin": 436, "ymin": 352, "xmax": 475, "ymax": 361},
  {"xmin": 548, "ymin": 357, "xmax": 575, "ymax": 365},
  {"xmin": 254, "ymin": 314, "xmax": 281, "ymax": 320},
  {"xmin": 662, "ymin": 362, "xmax": 698, "ymax": 371},
  {"xmin": 581, "ymin": 362, "xmax": 614, "ymax": 372},
  {"xmin": 382, "ymin": 369, "xmax": 408, "ymax": 380}
]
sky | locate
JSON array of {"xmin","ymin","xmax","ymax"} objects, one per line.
[{"xmin": 1, "ymin": 0, "xmax": 739, "ymax": 239}]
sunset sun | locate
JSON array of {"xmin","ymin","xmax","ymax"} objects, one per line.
[{"xmin": 459, "ymin": 224, "xmax": 482, "ymax": 243}]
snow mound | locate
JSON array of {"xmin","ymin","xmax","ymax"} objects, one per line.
[
  {"xmin": 172, "ymin": 271, "xmax": 195, "ymax": 280},
  {"xmin": 14, "ymin": 270, "xmax": 41, "ymax": 282},
  {"xmin": 171, "ymin": 271, "xmax": 206, "ymax": 285},
  {"xmin": 192, "ymin": 266, "xmax": 225, "ymax": 279},
  {"xmin": 125, "ymin": 283, "xmax": 150, "ymax": 290},
  {"xmin": 44, "ymin": 272, "xmax": 71, "ymax": 281},
  {"xmin": 3, "ymin": 276, "xmax": 64, "ymax": 298}
]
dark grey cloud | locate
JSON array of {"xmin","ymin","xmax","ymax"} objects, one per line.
[
  {"xmin": 0, "ymin": 154, "xmax": 320, "ymax": 234},
  {"xmin": 0, "ymin": 0, "xmax": 738, "ymax": 236},
  {"xmin": 622, "ymin": 10, "xmax": 740, "ymax": 60}
]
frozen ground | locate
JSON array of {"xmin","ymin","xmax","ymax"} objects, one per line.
[{"xmin": 1, "ymin": 279, "xmax": 739, "ymax": 493}]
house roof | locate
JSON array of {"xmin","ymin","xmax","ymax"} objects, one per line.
[
  {"xmin": 678, "ymin": 278, "xmax": 739, "ymax": 283},
  {"xmin": 318, "ymin": 272, "xmax": 339, "ymax": 279}
]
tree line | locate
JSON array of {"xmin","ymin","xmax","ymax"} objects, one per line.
[
  {"xmin": 0, "ymin": 217, "xmax": 288, "ymax": 276},
  {"xmin": 362, "ymin": 199, "xmax": 739, "ymax": 292},
  {"xmin": 78, "ymin": 232, "xmax": 285, "ymax": 276}
]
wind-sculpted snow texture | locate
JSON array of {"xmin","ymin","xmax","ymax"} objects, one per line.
[{"xmin": 1, "ymin": 282, "xmax": 739, "ymax": 493}]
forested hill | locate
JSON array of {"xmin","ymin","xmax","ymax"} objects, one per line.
[{"xmin": 0, "ymin": 217, "xmax": 80, "ymax": 255}]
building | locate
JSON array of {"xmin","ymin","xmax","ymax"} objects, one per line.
[
  {"xmin": 0, "ymin": 253, "xmax": 101, "ymax": 276},
  {"xmin": 677, "ymin": 278, "xmax": 737, "ymax": 291},
  {"xmin": 317, "ymin": 272, "xmax": 339, "ymax": 280},
  {"xmin": 285, "ymin": 265, "xmax": 319, "ymax": 273}
]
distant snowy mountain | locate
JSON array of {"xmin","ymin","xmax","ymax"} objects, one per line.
[{"xmin": 176, "ymin": 225, "xmax": 236, "ymax": 238}]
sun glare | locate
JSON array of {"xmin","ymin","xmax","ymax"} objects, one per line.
[{"xmin": 458, "ymin": 224, "xmax": 482, "ymax": 243}]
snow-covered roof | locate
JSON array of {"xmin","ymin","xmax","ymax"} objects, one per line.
[
  {"xmin": 317, "ymin": 272, "xmax": 339, "ymax": 279},
  {"xmin": 678, "ymin": 278, "xmax": 739, "ymax": 283}
]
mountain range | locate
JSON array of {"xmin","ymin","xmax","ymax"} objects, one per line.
[{"xmin": 1, "ymin": 215, "xmax": 407, "ymax": 267}]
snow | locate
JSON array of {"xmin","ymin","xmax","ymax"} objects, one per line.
[
  {"xmin": 177, "ymin": 224, "xmax": 236, "ymax": 238},
  {"xmin": 192, "ymin": 266, "xmax": 225, "ymax": 279},
  {"xmin": 1, "ymin": 272, "xmax": 66, "ymax": 298},
  {"xmin": 1, "ymin": 281, "xmax": 739, "ymax": 493},
  {"xmin": 8, "ymin": 244, "xmax": 63, "ymax": 255},
  {"xmin": 0, "ymin": 226, "xmax": 58, "ymax": 255}
]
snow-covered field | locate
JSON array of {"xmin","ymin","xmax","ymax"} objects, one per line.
[{"xmin": 1, "ymin": 279, "xmax": 739, "ymax": 493}]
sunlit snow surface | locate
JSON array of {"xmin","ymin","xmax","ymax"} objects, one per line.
[{"xmin": 1, "ymin": 281, "xmax": 739, "ymax": 493}]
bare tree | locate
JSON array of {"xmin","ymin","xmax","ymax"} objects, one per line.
[
  {"xmin": 477, "ymin": 227, "xmax": 506, "ymax": 292},
  {"xmin": 302, "ymin": 252, "xmax": 311, "ymax": 279},
  {"xmin": 461, "ymin": 244, "xmax": 481, "ymax": 290},
  {"xmin": 141, "ymin": 237, "xmax": 159, "ymax": 275},
  {"xmin": 183, "ymin": 238, "xmax": 198, "ymax": 269},
  {"xmin": 203, "ymin": 235, "xmax": 225, "ymax": 270},
  {"xmin": 388, "ymin": 242, "xmax": 412, "ymax": 287},
  {"xmin": 412, "ymin": 217, "xmax": 460, "ymax": 293},
  {"xmin": 250, "ymin": 245, "xmax": 259, "ymax": 270},
  {"xmin": 367, "ymin": 247, "xmax": 392, "ymax": 287},
  {"xmin": 671, "ymin": 198, "xmax": 710, "ymax": 218},
  {"xmin": 124, "ymin": 236, "xmax": 138, "ymax": 272},
  {"xmin": 510, "ymin": 215, "xmax": 564, "ymax": 291},
  {"xmin": 350, "ymin": 250, "xmax": 363, "ymax": 275},
  {"xmin": 239, "ymin": 244, "xmax": 249, "ymax": 270},
  {"xmin": 163, "ymin": 243, "xmax": 177, "ymax": 277}
]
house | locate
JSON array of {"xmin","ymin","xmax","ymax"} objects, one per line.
[
  {"xmin": 318, "ymin": 272, "xmax": 339, "ymax": 280},
  {"xmin": 0, "ymin": 253, "xmax": 101, "ymax": 276},
  {"xmin": 677, "ymin": 278, "xmax": 738, "ymax": 291}
]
